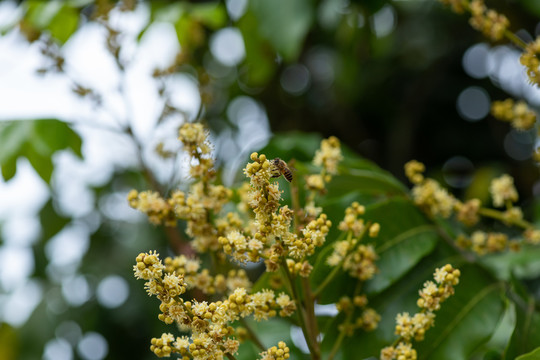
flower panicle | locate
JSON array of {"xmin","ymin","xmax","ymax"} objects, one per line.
[
  {"xmin": 382, "ymin": 264, "xmax": 460, "ymax": 360},
  {"xmin": 438, "ymin": 0, "xmax": 509, "ymax": 42},
  {"xmin": 491, "ymin": 99, "xmax": 536, "ymax": 131},
  {"xmin": 258, "ymin": 341, "xmax": 290, "ymax": 360},
  {"xmin": 328, "ymin": 202, "xmax": 379, "ymax": 280},
  {"xmin": 134, "ymin": 251, "xmax": 297, "ymax": 359}
]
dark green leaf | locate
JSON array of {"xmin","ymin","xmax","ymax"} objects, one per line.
[
  {"xmin": 331, "ymin": 260, "xmax": 504, "ymax": 360},
  {"xmin": 480, "ymin": 246, "xmax": 540, "ymax": 281},
  {"xmin": 516, "ymin": 347, "xmax": 540, "ymax": 360},
  {"xmin": 24, "ymin": 144, "xmax": 53, "ymax": 183},
  {"xmin": 505, "ymin": 277, "xmax": 540, "ymax": 359},
  {"xmin": 39, "ymin": 200, "xmax": 69, "ymax": 241},
  {"xmin": 260, "ymin": 132, "xmax": 322, "ymax": 162},
  {"xmin": 364, "ymin": 199, "xmax": 439, "ymax": 294},
  {"xmin": 237, "ymin": 11, "xmax": 277, "ymax": 86},
  {"xmin": 0, "ymin": 119, "xmax": 82, "ymax": 183},
  {"xmin": 249, "ymin": 0, "xmax": 314, "ymax": 61},
  {"xmin": 312, "ymin": 198, "xmax": 439, "ymax": 303},
  {"xmin": 416, "ymin": 277, "xmax": 504, "ymax": 360}
]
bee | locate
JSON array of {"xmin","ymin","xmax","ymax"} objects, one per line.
[{"xmin": 270, "ymin": 158, "xmax": 293, "ymax": 182}]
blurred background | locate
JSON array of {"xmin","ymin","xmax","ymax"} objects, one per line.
[{"xmin": 0, "ymin": 0, "xmax": 540, "ymax": 359}]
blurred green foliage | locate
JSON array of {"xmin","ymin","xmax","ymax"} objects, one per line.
[{"xmin": 2, "ymin": 0, "xmax": 540, "ymax": 360}]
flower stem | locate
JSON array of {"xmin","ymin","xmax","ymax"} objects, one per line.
[
  {"xmin": 327, "ymin": 282, "xmax": 361, "ymax": 360},
  {"xmin": 313, "ymin": 260, "xmax": 343, "ymax": 298},
  {"xmin": 301, "ymin": 276, "xmax": 320, "ymax": 355},
  {"xmin": 313, "ymin": 228, "xmax": 364, "ymax": 298},
  {"xmin": 281, "ymin": 261, "xmax": 320, "ymax": 360},
  {"xmin": 478, "ymin": 207, "xmax": 531, "ymax": 229},
  {"xmin": 504, "ymin": 30, "xmax": 528, "ymax": 50}
]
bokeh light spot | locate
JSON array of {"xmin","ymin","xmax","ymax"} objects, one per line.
[
  {"xmin": 504, "ymin": 130, "xmax": 533, "ymax": 161},
  {"xmin": 62, "ymin": 275, "xmax": 91, "ymax": 307},
  {"xmin": 210, "ymin": 27, "xmax": 245, "ymax": 67},
  {"xmin": 43, "ymin": 338, "xmax": 73, "ymax": 360},
  {"xmin": 96, "ymin": 275, "xmax": 129, "ymax": 309},
  {"xmin": 226, "ymin": 0, "xmax": 248, "ymax": 21},
  {"xmin": 456, "ymin": 86, "xmax": 490, "ymax": 122},
  {"xmin": 371, "ymin": 5, "xmax": 396, "ymax": 38},
  {"xmin": 77, "ymin": 332, "xmax": 108, "ymax": 360},
  {"xmin": 2, "ymin": 280, "xmax": 42, "ymax": 327},
  {"xmin": 442, "ymin": 156, "xmax": 474, "ymax": 188},
  {"xmin": 56, "ymin": 321, "xmax": 82, "ymax": 346},
  {"xmin": 463, "ymin": 43, "xmax": 490, "ymax": 79},
  {"xmin": 280, "ymin": 64, "xmax": 311, "ymax": 95}
]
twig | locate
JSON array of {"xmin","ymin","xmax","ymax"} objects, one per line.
[{"xmin": 281, "ymin": 261, "xmax": 320, "ymax": 360}]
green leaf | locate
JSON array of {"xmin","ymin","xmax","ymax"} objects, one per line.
[
  {"xmin": 505, "ymin": 277, "xmax": 540, "ymax": 359},
  {"xmin": 190, "ymin": 2, "xmax": 227, "ymax": 30},
  {"xmin": 415, "ymin": 276, "xmax": 504, "ymax": 360},
  {"xmin": 324, "ymin": 170, "xmax": 407, "ymax": 200},
  {"xmin": 327, "ymin": 259, "xmax": 504, "ymax": 360},
  {"xmin": 237, "ymin": 11, "xmax": 277, "ymax": 86},
  {"xmin": 479, "ymin": 246, "xmax": 540, "ymax": 281},
  {"xmin": 260, "ymin": 132, "xmax": 323, "ymax": 162},
  {"xmin": 25, "ymin": 1, "xmax": 63, "ymax": 29},
  {"xmin": 364, "ymin": 199, "xmax": 439, "ymax": 294},
  {"xmin": 311, "ymin": 198, "xmax": 439, "ymax": 303},
  {"xmin": 39, "ymin": 200, "xmax": 69, "ymax": 241},
  {"xmin": 47, "ymin": 4, "xmax": 79, "ymax": 44},
  {"xmin": 24, "ymin": 1, "xmax": 79, "ymax": 44},
  {"xmin": 517, "ymin": 347, "xmax": 540, "ymax": 360},
  {"xmin": 0, "ymin": 119, "xmax": 82, "ymax": 183},
  {"xmin": 249, "ymin": 0, "xmax": 314, "ymax": 61}
]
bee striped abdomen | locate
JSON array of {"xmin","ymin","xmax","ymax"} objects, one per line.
[
  {"xmin": 271, "ymin": 158, "xmax": 293, "ymax": 182},
  {"xmin": 281, "ymin": 167, "xmax": 293, "ymax": 182}
]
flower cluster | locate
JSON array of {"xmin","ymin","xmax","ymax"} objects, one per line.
[
  {"xmin": 336, "ymin": 295, "xmax": 380, "ymax": 334},
  {"xmin": 338, "ymin": 202, "xmax": 366, "ymax": 236},
  {"xmin": 128, "ymin": 190, "xmax": 177, "ymax": 226},
  {"xmin": 520, "ymin": 37, "xmax": 540, "ymax": 86},
  {"xmin": 313, "ymin": 136, "xmax": 343, "ymax": 176},
  {"xmin": 328, "ymin": 204, "xmax": 379, "ymax": 281},
  {"xmin": 491, "ymin": 99, "xmax": 536, "ymax": 131},
  {"xmin": 381, "ymin": 264, "xmax": 460, "ymax": 360},
  {"xmin": 404, "ymin": 161, "xmax": 456, "ymax": 218},
  {"xmin": 438, "ymin": 0, "xmax": 509, "ymax": 41},
  {"xmin": 134, "ymin": 251, "xmax": 297, "ymax": 359},
  {"xmin": 233, "ymin": 150, "xmax": 335, "ymax": 274},
  {"xmin": 468, "ymin": 0, "xmax": 509, "ymax": 41},
  {"xmin": 178, "ymin": 123, "xmax": 214, "ymax": 181},
  {"xmin": 404, "ymin": 160, "xmax": 425, "ymax": 185},
  {"xmin": 283, "ymin": 213, "xmax": 331, "ymax": 269},
  {"xmin": 129, "ymin": 124, "xmax": 234, "ymax": 251},
  {"xmin": 455, "ymin": 198, "xmax": 481, "ymax": 227},
  {"xmin": 258, "ymin": 341, "xmax": 290, "ymax": 360},
  {"xmin": 304, "ymin": 136, "xmax": 344, "ymax": 219},
  {"xmin": 164, "ymin": 254, "xmax": 252, "ymax": 295},
  {"xmin": 438, "ymin": 0, "xmax": 540, "ymax": 88},
  {"xmin": 489, "ymin": 174, "xmax": 518, "ymax": 208},
  {"xmin": 404, "ymin": 161, "xmax": 540, "ymax": 256},
  {"xmin": 457, "ymin": 231, "xmax": 520, "ymax": 255},
  {"xmin": 438, "ymin": 0, "xmax": 465, "ymax": 13}
]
